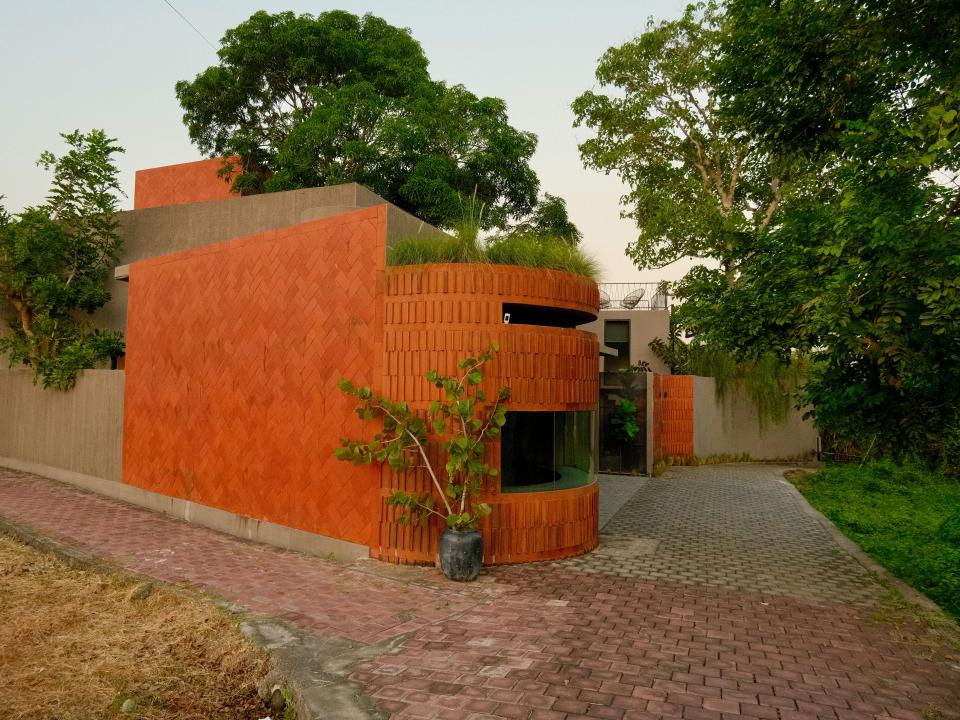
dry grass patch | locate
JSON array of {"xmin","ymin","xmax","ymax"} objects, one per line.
[{"xmin": 0, "ymin": 535, "xmax": 271, "ymax": 719}]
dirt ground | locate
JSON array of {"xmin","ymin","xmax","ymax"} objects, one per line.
[{"xmin": 0, "ymin": 535, "xmax": 272, "ymax": 720}]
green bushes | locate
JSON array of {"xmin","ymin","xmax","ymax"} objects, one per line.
[
  {"xmin": 792, "ymin": 461, "xmax": 960, "ymax": 619},
  {"xmin": 387, "ymin": 233, "xmax": 599, "ymax": 279},
  {"xmin": 484, "ymin": 234, "xmax": 599, "ymax": 278},
  {"xmin": 387, "ymin": 234, "xmax": 484, "ymax": 266}
]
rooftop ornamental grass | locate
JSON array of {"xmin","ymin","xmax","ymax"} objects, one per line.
[{"xmin": 387, "ymin": 233, "xmax": 599, "ymax": 280}]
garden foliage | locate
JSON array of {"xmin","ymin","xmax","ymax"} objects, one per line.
[
  {"xmin": 793, "ymin": 462, "xmax": 960, "ymax": 619},
  {"xmin": 581, "ymin": 0, "xmax": 960, "ymax": 466},
  {"xmin": 0, "ymin": 130, "xmax": 125, "ymax": 390},
  {"xmin": 335, "ymin": 344, "xmax": 509, "ymax": 532},
  {"xmin": 387, "ymin": 228, "xmax": 599, "ymax": 279},
  {"xmin": 610, "ymin": 398, "xmax": 640, "ymax": 442},
  {"xmin": 176, "ymin": 10, "xmax": 577, "ymax": 234}
]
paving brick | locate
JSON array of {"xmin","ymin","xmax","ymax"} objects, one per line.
[
  {"xmin": 682, "ymin": 707, "xmax": 723, "ymax": 720},
  {"xmin": 2, "ymin": 465, "xmax": 958, "ymax": 720},
  {"xmin": 702, "ymin": 697, "xmax": 741, "ymax": 713},
  {"xmin": 584, "ymin": 705, "xmax": 626, "ymax": 719},
  {"xmin": 550, "ymin": 698, "xmax": 590, "ymax": 714}
]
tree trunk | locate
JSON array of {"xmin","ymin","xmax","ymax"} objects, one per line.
[{"xmin": 5, "ymin": 291, "xmax": 33, "ymax": 339}]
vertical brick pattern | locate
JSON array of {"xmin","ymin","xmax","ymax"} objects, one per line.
[
  {"xmin": 376, "ymin": 263, "xmax": 601, "ymax": 564},
  {"xmin": 134, "ymin": 157, "xmax": 239, "ymax": 209},
  {"xmin": 652, "ymin": 374, "xmax": 694, "ymax": 461},
  {"xmin": 122, "ymin": 207, "xmax": 387, "ymax": 546},
  {"xmin": 384, "ymin": 264, "xmax": 599, "ymax": 411},
  {"xmin": 485, "ymin": 483, "xmax": 599, "ymax": 564}
]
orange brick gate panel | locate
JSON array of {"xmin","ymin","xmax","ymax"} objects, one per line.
[
  {"xmin": 122, "ymin": 207, "xmax": 387, "ymax": 546},
  {"xmin": 652, "ymin": 374, "xmax": 694, "ymax": 462},
  {"xmin": 375, "ymin": 264, "xmax": 601, "ymax": 564}
]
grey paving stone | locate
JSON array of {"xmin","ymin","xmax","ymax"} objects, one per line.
[{"xmin": 564, "ymin": 465, "xmax": 882, "ymax": 606}]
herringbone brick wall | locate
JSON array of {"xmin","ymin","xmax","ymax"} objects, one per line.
[
  {"xmin": 134, "ymin": 157, "xmax": 239, "ymax": 210},
  {"xmin": 652, "ymin": 374, "xmax": 694, "ymax": 461},
  {"xmin": 122, "ymin": 207, "xmax": 387, "ymax": 546}
]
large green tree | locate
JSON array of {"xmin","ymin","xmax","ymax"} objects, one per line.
[
  {"xmin": 0, "ymin": 130, "xmax": 125, "ymax": 390},
  {"xmin": 508, "ymin": 193, "xmax": 583, "ymax": 245},
  {"xmin": 700, "ymin": 0, "xmax": 960, "ymax": 461},
  {"xmin": 176, "ymin": 10, "xmax": 551, "ymax": 230},
  {"xmin": 572, "ymin": 1, "xmax": 786, "ymax": 283}
]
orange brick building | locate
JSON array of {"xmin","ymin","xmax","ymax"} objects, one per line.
[{"xmin": 117, "ymin": 159, "xmax": 601, "ymax": 564}]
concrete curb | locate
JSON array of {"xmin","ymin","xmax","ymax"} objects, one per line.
[
  {"xmin": 779, "ymin": 469, "xmax": 955, "ymax": 621},
  {"xmin": 0, "ymin": 513, "xmax": 389, "ymax": 720},
  {"xmin": 0, "ymin": 457, "xmax": 369, "ymax": 563}
]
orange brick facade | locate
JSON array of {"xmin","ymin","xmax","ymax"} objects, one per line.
[
  {"xmin": 122, "ymin": 207, "xmax": 386, "ymax": 546},
  {"xmin": 122, "ymin": 206, "xmax": 600, "ymax": 564},
  {"xmin": 652, "ymin": 374, "xmax": 694, "ymax": 462},
  {"xmin": 134, "ymin": 157, "xmax": 239, "ymax": 210}
]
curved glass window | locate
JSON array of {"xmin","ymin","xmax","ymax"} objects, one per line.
[{"xmin": 500, "ymin": 411, "xmax": 593, "ymax": 493}]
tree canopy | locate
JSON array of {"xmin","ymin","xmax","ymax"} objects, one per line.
[
  {"xmin": 176, "ymin": 9, "xmax": 571, "ymax": 232},
  {"xmin": 509, "ymin": 193, "xmax": 583, "ymax": 245},
  {"xmin": 708, "ymin": 0, "xmax": 960, "ymax": 462},
  {"xmin": 572, "ymin": 2, "xmax": 785, "ymax": 283},
  {"xmin": 0, "ymin": 130, "xmax": 125, "ymax": 390},
  {"xmin": 579, "ymin": 0, "xmax": 960, "ymax": 465}
]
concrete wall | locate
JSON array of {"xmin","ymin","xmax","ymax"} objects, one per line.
[
  {"xmin": 98, "ymin": 183, "xmax": 441, "ymax": 333},
  {"xmin": 692, "ymin": 376, "xmax": 817, "ymax": 461},
  {"xmin": 385, "ymin": 204, "xmax": 446, "ymax": 247},
  {"xmin": 579, "ymin": 309, "xmax": 671, "ymax": 374},
  {"xmin": 0, "ymin": 368, "xmax": 124, "ymax": 482}
]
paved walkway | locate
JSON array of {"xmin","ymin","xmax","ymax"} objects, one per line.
[
  {"xmin": 597, "ymin": 473, "xmax": 648, "ymax": 529},
  {"xmin": 0, "ymin": 465, "xmax": 957, "ymax": 720}
]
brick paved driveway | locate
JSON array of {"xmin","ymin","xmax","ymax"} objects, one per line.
[{"xmin": 0, "ymin": 464, "xmax": 957, "ymax": 720}]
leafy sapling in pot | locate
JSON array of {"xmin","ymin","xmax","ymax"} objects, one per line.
[{"xmin": 335, "ymin": 343, "xmax": 509, "ymax": 581}]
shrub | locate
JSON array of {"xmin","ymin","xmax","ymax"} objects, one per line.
[
  {"xmin": 609, "ymin": 398, "xmax": 640, "ymax": 441},
  {"xmin": 940, "ymin": 411, "xmax": 960, "ymax": 477},
  {"xmin": 387, "ymin": 234, "xmax": 485, "ymax": 266},
  {"xmin": 792, "ymin": 461, "xmax": 960, "ymax": 619},
  {"xmin": 335, "ymin": 343, "xmax": 509, "ymax": 531}
]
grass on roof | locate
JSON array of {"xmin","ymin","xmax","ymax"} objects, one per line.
[{"xmin": 388, "ymin": 232, "xmax": 599, "ymax": 280}]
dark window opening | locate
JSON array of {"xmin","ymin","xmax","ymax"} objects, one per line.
[
  {"xmin": 500, "ymin": 411, "xmax": 593, "ymax": 493},
  {"xmin": 604, "ymin": 320, "xmax": 630, "ymax": 372},
  {"xmin": 502, "ymin": 303, "xmax": 596, "ymax": 328},
  {"xmin": 598, "ymin": 371, "xmax": 647, "ymax": 474}
]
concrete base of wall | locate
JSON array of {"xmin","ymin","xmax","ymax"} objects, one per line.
[{"xmin": 0, "ymin": 457, "xmax": 369, "ymax": 563}]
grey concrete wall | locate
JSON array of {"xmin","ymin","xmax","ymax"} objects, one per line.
[
  {"xmin": 692, "ymin": 375, "xmax": 817, "ymax": 461},
  {"xmin": 385, "ymin": 204, "xmax": 448, "ymax": 248},
  {"xmin": 0, "ymin": 368, "xmax": 124, "ymax": 482},
  {"xmin": 579, "ymin": 309, "xmax": 671, "ymax": 374},
  {"xmin": 98, "ymin": 183, "xmax": 441, "ymax": 332}
]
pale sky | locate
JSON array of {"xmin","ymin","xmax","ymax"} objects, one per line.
[{"xmin": 0, "ymin": 0, "xmax": 693, "ymax": 283}]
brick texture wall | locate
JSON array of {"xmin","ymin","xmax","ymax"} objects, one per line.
[
  {"xmin": 377, "ymin": 264, "xmax": 600, "ymax": 564},
  {"xmin": 123, "ymin": 228, "xmax": 601, "ymax": 563},
  {"xmin": 122, "ymin": 206, "xmax": 387, "ymax": 546},
  {"xmin": 134, "ymin": 157, "xmax": 239, "ymax": 210},
  {"xmin": 652, "ymin": 374, "xmax": 694, "ymax": 461}
]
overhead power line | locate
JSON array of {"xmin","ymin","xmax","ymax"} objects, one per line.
[{"xmin": 161, "ymin": 0, "xmax": 218, "ymax": 52}]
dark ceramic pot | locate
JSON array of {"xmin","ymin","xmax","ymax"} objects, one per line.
[{"xmin": 438, "ymin": 529, "xmax": 483, "ymax": 581}]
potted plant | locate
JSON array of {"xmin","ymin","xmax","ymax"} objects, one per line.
[{"xmin": 334, "ymin": 343, "xmax": 509, "ymax": 581}]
